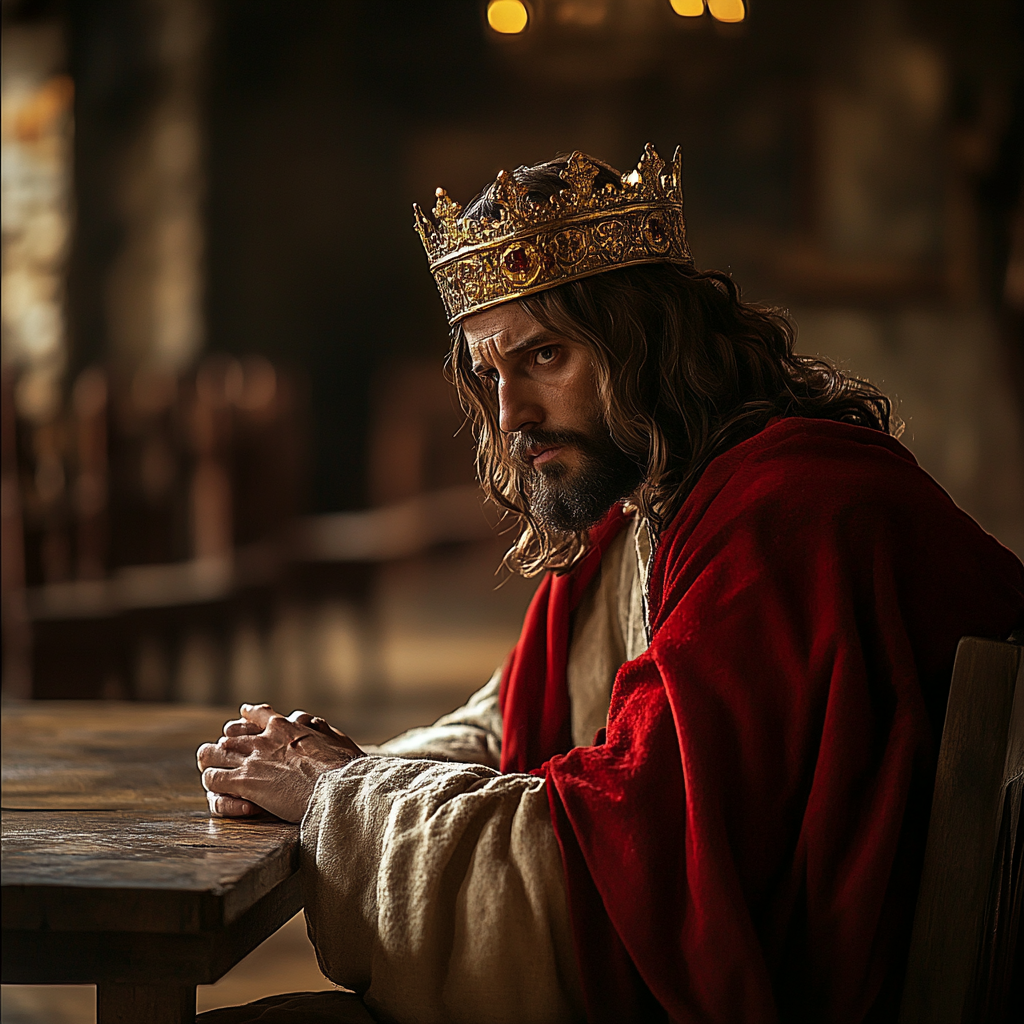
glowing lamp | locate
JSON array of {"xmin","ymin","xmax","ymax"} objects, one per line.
[
  {"xmin": 707, "ymin": 0, "xmax": 746, "ymax": 23},
  {"xmin": 669, "ymin": 0, "xmax": 706, "ymax": 16},
  {"xmin": 487, "ymin": 0, "xmax": 529, "ymax": 34}
]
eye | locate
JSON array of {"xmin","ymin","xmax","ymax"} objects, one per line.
[
  {"xmin": 475, "ymin": 368, "xmax": 498, "ymax": 389},
  {"xmin": 535, "ymin": 346, "xmax": 558, "ymax": 365}
]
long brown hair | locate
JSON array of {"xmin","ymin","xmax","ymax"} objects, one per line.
[{"xmin": 448, "ymin": 162, "xmax": 900, "ymax": 577}]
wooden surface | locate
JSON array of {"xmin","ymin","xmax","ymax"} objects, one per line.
[
  {"xmin": 1, "ymin": 701, "xmax": 233, "ymax": 810},
  {"xmin": 1, "ymin": 701, "xmax": 305, "ymax": 1021},
  {"xmin": 899, "ymin": 637, "xmax": 1024, "ymax": 1024},
  {"xmin": 2, "ymin": 810, "xmax": 298, "ymax": 933}
]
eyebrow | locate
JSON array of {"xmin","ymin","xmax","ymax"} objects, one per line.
[{"xmin": 469, "ymin": 329, "xmax": 553, "ymax": 373}]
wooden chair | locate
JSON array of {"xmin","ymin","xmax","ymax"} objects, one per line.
[{"xmin": 900, "ymin": 635, "xmax": 1024, "ymax": 1023}]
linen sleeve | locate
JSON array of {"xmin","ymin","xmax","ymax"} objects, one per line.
[
  {"xmin": 301, "ymin": 755, "xmax": 585, "ymax": 1024},
  {"xmin": 363, "ymin": 668, "xmax": 503, "ymax": 768}
]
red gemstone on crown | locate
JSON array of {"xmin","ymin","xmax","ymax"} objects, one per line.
[{"xmin": 504, "ymin": 247, "xmax": 532, "ymax": 274}]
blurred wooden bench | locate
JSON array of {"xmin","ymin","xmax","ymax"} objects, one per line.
[
  {"xmin": 22, "ymin": 485, "xmax": 497, "ymax": 701},
  {"xmin": 24, "ymin": 547, "xmax": 279, "ymax": 700},
  {"xmin": 900, "ymin": 634, "xmax": 1024, "ymax": 1023}
]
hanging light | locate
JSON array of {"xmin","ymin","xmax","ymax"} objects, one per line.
[
  {"xmin": 707, "ymin": 0, "xmax": 746, "ymax": 23},
  {"xmin": 669, "ymin": 0, "xmax": 706, "ymax": 16},
  {"xmin": 487, "ymin": 0, "xmax": 530, "ymax": 34}
]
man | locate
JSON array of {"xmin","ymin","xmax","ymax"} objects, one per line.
[{"xmin": 197, "ymin": 145, "xmax": 1024, "ymax": 1024}]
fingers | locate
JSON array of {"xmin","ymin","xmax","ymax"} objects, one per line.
[
  {"xmin": 207, "ymin": 791, "xmax": 257, "ymax": 817},
  {"xmin": 223, "ymin": 717, "xmax": 261, "ymax": 737},
  {"xmin": 225, "ymin": 710, "xmax": 306, "ymax": 737},
  {"xmin": 309, "ymin": 717, "xmax": 364, "ymax": 756},
  {"xmin": 240, "ymin": 703, "xmax": 283, "ymax": 730},
  {"xmin": 197, "ymin": 737, "xmax": 257, "ymax": 770},
  {"xmin": 202, "ymin": 766, "xmax": 242, "ymax": 794},
  {"xmin": 224, "ymin": 707, "xmax": 325, "ymax": 737}
]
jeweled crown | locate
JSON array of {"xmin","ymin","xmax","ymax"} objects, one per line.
[{"xmin": 413, "ymin": 143, "xmax": 693, "ymax": 324}]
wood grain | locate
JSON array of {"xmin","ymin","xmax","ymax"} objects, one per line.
[
  {"xmin": 899, "ymin": 638, "xmax": 1024, "ymax": 1024},
  {"xmin": 3, "ymin": 871, "xmax": 303, "ymax": 986},
  {"xmin": 2, "ymin": 809, "xmax": 298, "ymax": 932},
  {"xmin": 2, "ymin": 701, "xmax": 235, "ymax": 810},
  {"xmin": 1, "ymin": 700, "xmax": 307, "ymax": 1019}
]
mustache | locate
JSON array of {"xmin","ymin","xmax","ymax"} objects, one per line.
[{"xmin": 507, "ymin": 429, "xmax": 601, "ymax": 468}]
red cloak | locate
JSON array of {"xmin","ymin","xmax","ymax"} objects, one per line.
[{"xmin": 499, "ymin": 418, "xmax": 1024, "ymax": 1023}]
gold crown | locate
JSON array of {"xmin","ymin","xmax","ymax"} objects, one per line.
[{"xmin": 413, "ymin": 143, "xmax": 693, "ymax": 324}]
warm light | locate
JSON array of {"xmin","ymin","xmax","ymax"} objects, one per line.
[
  {"xmin": 487, "ymin": 0, "xmax": 529, "ymax": 34},
  {"xmin": 707, "ymin": 0, "xmax": 746, "ymax": 23},
  {"xmin": 669, "ymin": 0, "xmax": 705, "ymax": 16}
]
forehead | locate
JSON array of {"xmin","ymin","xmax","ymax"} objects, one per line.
[{"xmin": 461, "ymin": 301, "xmax": 544, "ymax": 361}]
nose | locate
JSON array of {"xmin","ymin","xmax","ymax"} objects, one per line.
[{"xmin": 498, "ymin": 374, "xmax": 543, "ymax": 435}]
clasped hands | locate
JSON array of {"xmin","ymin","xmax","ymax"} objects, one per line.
[{"xmin": 197, "ymin": 703, "xmax": 364, "ymax": 822}]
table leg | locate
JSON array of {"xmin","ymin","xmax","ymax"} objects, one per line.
[{"xmin": 97, "ymin": 983, "xmax": 195, "ymax": 1024}]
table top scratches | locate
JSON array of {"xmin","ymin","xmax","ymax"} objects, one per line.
[
  {"xmin": 2, "ymin": 701, "xmax": 237, "ymax": 811},
  {"xmin": 2, "ymin": 702, "xmax": 302, "ymax": 939}
]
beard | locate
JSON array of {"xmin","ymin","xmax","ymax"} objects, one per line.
[{"xmin": 508, "ymin": 426, "xmax": 643, "ymax": 532}]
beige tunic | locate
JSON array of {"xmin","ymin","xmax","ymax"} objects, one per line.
[{"xmin": 302, "ymin": 519, "xmax": 651, "ymax": 1024}]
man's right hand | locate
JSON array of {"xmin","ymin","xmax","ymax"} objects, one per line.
[{"xmin": 223, "ymin": 708, "xmax": 361, "ymax": 755}]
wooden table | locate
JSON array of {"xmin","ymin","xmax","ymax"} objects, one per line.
[{"xmin": 1, "ymin": 702, "xmax": 304, "ymax": 1023}]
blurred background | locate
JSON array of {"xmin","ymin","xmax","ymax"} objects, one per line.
[{"xmin": 1, "ymin": 0, "xmax": 1022, "ymax": 1016}]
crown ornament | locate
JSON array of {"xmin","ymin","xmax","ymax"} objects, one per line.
[{"xmin": 414, "ymin": 143, "xmax": 693, "ymax": 324}]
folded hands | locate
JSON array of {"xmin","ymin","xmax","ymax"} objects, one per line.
[{"xmin": 197, "ymin": 703, "xmax": 364, "ymax": 822}]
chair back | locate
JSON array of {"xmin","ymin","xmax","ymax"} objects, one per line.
[{"xmin": 900, "ymin": 636, "xmax": 1024, "ymax": 1023}]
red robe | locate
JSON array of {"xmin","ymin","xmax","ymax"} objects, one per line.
[{"xmin": 499, "ymin": 418, "xmax": 1024, "ymax": 1023}]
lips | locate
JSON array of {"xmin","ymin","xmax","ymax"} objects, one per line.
[
  {"xmin": 511, "ymin": 431, "xmax": 580, "ymax": 470},
  {"xmin": 529, "ymin": 445, "xmax": 564, "ymax": 467}
]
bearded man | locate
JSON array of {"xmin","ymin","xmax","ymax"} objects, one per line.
[{"xmin": 197, "ymin": 146, "xmax": 1024, "ymax": 1024}]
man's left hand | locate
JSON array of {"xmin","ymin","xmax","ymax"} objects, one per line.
[{"xmin": 197, "ymin": 703, "xmax": 363, "ymax": 822}]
